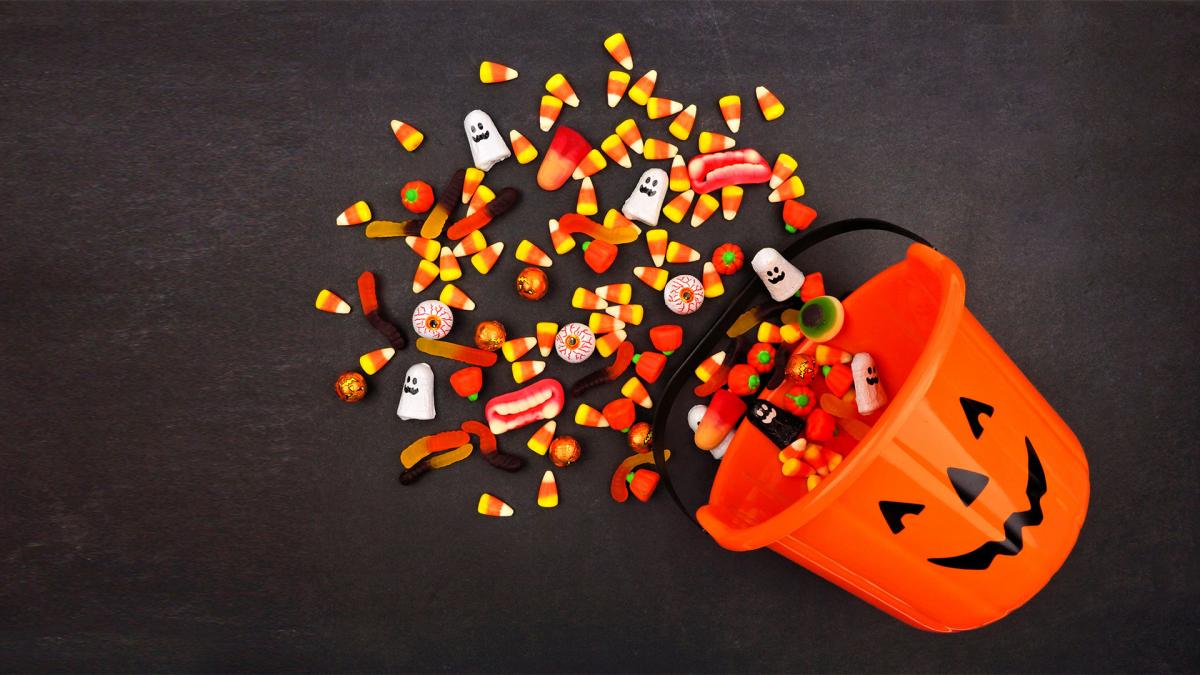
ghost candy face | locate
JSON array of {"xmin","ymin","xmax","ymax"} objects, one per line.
[
  {"xmin": 621, "ymin": 168, "xmax": 668, "ymax": 226},
  {"xmin": 396, "ymin": 362, "xmax": 436, "ymax": 421},
  {"xmin": 751, "ymin": 247, "xmax": 805, "ymax": 302},
  {"xmin": 463, "ymin": 110, "xmax": 511, "ymax": 171},
  {"xmin": 851, "ymin": 352, "xmax": 888, "ymax": 415}
]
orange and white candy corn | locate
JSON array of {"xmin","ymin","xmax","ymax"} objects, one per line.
[
  {"xmin": 539, "ymin": 95, "xmax": 563, "ymax": 132},
  {"xmin": 669, "ymin": 155, "xmax": 690, "ymax": 192},
  {"xmin": 315, "ymin": 289, "xmax": 351, "ymax": 314},
  {"xmin": 452, "ymin": 230, "xmax": 487, "ymax": 257},
  {"xmin": 768, "ymin": 175, "xmax": 805, "ymax": 202},
  {"xmin": 596, "ymin": 283, "xmax": 632, "ymax": 304},
  {"xmin": 698, "ymin": 131, "xmax": 735, "ymax": 154},
  {"xmin": 545, "ymin": 73, "xmax": 579, "ymax": 107},
  {"xmin": 502, "ymin": 336, "xmax": 537, "ymax": 362},
  {"xmin": 662, "ymin": 190, "xmax": 694, "ymax": 224},
  {"xmin": 701, "ymin": 261, "xmax": 725, "ymax": 298},
  {"xmin": 336, "ymin": 200, "xmax": 371, "ymax": 226},
  {"xmin": 576, "ymin": 177, "xmax": 598, "ymax": 216},
  {"xmin": 815, "ymin": 344, "xmax": 853, "ymax": 365},
  {"xmin": 405, "ymin": 236, "xmax": 440, "ymax": 261},
  {"xmin": 633, "ymin": 266, "xmax": 669, "ymax": 291},
  {"xmin": 721, "ymin": 185, "xmax": 743, "ymax": 221},
  {"xmin": 390, "ymin": 120, "xmax": 424, "ymax": 152},
  {"xmin": 440, "ymin": 283, "xmax": 476, "ymax": 311},
  {"xmin": 694, "ymin": 351, "xmax": 725, "ymax": 382},
  {"xmin": 589, "ymin": 312, "xmax": 625, "ymax": 335},
  {"xmin": 515, "ymin": 239, "xmax": 552, "ymax": 267},
  {"xmin": 780, "ymin": 323, "xmax": 803, "ymax": 344},
  {"xmin": 359, "ymin": 347, "xmax": 395, "ymax": 376},
  {"xmin": 615, "ymin": 118, "xmax": 644, "ymax": 154},
  {"xmin": 412, "ymin": 259, "xmax": 439, "ymax": 293},
  {"xmin": 477, "ymin": 493, "xmax": 513, "ymax": 517},
  {"xmin": 604, "ymin": 32, "xmax": 633, "ymax": 70},
  {"xmin": 595, "ymin": 329, "xmax": 627, "ymax": 358},
  {"xmin": 758, "ymin": 322, "xmax": 783, "ymax": 343},
  {"xmin": 466, "ymin": 184, "xmax": 494, "ymax": 218},
  {"xmin": 438, "ymin": 245, "xmax": 462, "ymax": 282},
  {"xmin": 646, "ymin": 228, "xmax": 668, "ymax": 266},
  {"xmin": 537, "ymin": 470, "xmax": 559, "ymax": 508},
  {"xmin": 575, "ymin": 403, "xmax": 609, "ymax": 428},
  {"xmin": 462, "ymin": 167, "xmax": 485, "ymax": 204},
  {"xmin": 601, "ymin": 134, "xmax": 632, "ymax": 168},
  {"xmin": 691, "ymin": 193, "xmax": 719, "ymax": 228},
  {"xmin": 770, "ymin": 153, "xmax": 797, "ymax": 189},
  {"xmin": 547, "ymin": 218, "xmax": 577, "ymax": 255},
  {"xmin": 536, "ymin": 322, "xmax": 558, "ymax": 357},
  {"xmin": 509, "ymin": 129, "xmax": 538, "ymax": 164},
  {"xmin": 603, "ymin": 209, "xmax": 641, "ymax": 233},
  {"xmin": 527, "ymin": 420, "xmax": 556, "ymax": 455},
  {"xmin": 607, "ymin": 71, "xmax": 630, "ymax": 107},
  {"xmin": 668, "ymin": 104, "xmax": 697, "ymax": 141},
  {"xmin": 642, "ymin": 138, "xmax": 677, "ymax": 160},
  {"xmin": 479, "ymin": 61, "xmax": 518, "ymax": 83},
  {"xmin": 571, "ymin": 148, "xmax": 607, "ymax": 180},
  {"xmin": 756, "ymin": 85, "xmax": 785, "ymax": 121},
  {"xmin": 666, "ymin": 240, "xmax": 700, "ymax": 263},
  {"xmin": 471, "ymin": 242, "xmax": 503, "ymax": 275},
  {"xmin": 572, "ymin": 287, "xmax": 608, "ymax": 310},
  {"xmin": 621, "ymin": 377, "xmax": 653, "ymax": 409},
  {"xmin": 605, "ymin": 303, "xmax": 644, "ymax": 325},
  {"xmin": 512, "ymin": 360, "xmax": 546, "ymax": 384},
  {"xmin": 719, "ymin": 95, "xmax": 741, "ymax": 133},
  {"xmin": 646, "ymin": 97, "xmax": 683, "ymax": 120},
  {"xmin": 628, "ymin": 69, "xmax": 657, "ymax": 106}
]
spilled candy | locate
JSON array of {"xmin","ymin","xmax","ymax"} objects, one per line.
[
  {"xmin": 690, "ymin": 193, "xmax": 719, "ymax": 227},
  {"xmin": 396, "ymin": 363, "xmax": 436, "ymax": 421},
  {"xmin": 633, "ymin": 351, "xmax": 667, "ymax": 383},
  {"xmin": 315, "ymin": 289, "xmax": 351, "ymax": 314},
  {"xmin": 511, "ymin": 360, "xmax": 546, "ymax": 384},
  {"xmin": 621, "ymin": 376, "xmax": 653, "ymax": 409},
  {"xmin": 596, "ymin": 283, "xmax": 632, "ymax": 305},
  {"xmin": 711, "ymin": 242, "xmax": 744, "ymax": 275},
  {"xmin": 756, "ymin": 85, "xmax": 785, "ymax": 120},
  {"xmin": 626, "ymin": 469, "xmax": 660, "ymax": 502},
  {"xmin": 554, "ymin": 322, "xmax": 597, "ymax": 364},
  {"xmin": 390, "ymin": 120, "xmax": 424, "ymax": 152},
  {"xmin": 336, "ymin": 200, "xmax": 371, "ymax": 227},
  {"xmin": 526, "ymin": 420, "xmax": 556, "ymax": 455},
  {"xmin": 411, "ymin": 299, "xmax": 454, "ymax": 339},
  {"xmin": 515, "ymin": 240, "xmax": 553, "ymax": 267},
  {"xmin": 615, "ymin": 118, "xmax": 645, "ymax": 154},
  {"xmin": 687, "ymin": 149, "xmax": 771, "ymax": 194},
  {"xmin": 769, "ymin": 175, "xmax": 806, "ymax": 203},
  {"xmin": 662, "ymin": 190, "xmax": 694, "ymax": 224},
  {"xmin": 698, "ymin": 131, "xmax": 736, "ymax": 154},
  {"xmin": 751, "ymin": 247, "xmax": 805, "ymax": 301},
  {"xmin": 463, "ymin": 110, "xmax": 511, "ymax": 171},
  {"xmin": 412, "ymin": 259, "xmax": 439, "ymax": 293},
  {"xmin": 509, "ymin": 129, "xmax": 539, "ymax": 164},
  {"xmin": 665, "ymin": 241, "xmax": 700, "ymax": 264},
  {"xmin": 461, "ymin": 167, "xmax": 485, "ymax": 204},
  {"xmin": 799, "ymin": 295, "xmax": 846, "ymax": 343},
  {"xmin": 474, "ymin": 320, "xmax": 507, "ymax": 351},
  {"xmin": 545, "ymin": 73, "xmax": 580, "ymax": 107},
  {"xmin": 420, "ymin": 168, "xmax": 465, "ymax": 239},
  {"xmin": 471, "ymin": 242, "xmax": 504, "ymax": 275},
  {"xmin": 548, "ymin": 435, "xmax": 581, "ymax": 468},
  {"xmin": 669, "ymin": 155, "xmax": 691, "ymax": 192},
  {"xmin": 721, "ymin": 185, "xmax": 743, "ymax": 221},
  {"xmin": 358, "ymin": 270, "xmax": 407, "ymax": 351},
  {"xmin": 479, "ymin": 61, "xmax": 518, "ymax": 83},
  {"xmin": 604, "ymin": 32, "xmax": 634, "ymax": 70},
  {"xmin": 501, "ymin": 336, "xmax": 537, "ymax": 362},
  {"xmin": 440, "ymin": 283, "xmax": 476, "ymax": 311},
  {"xmin": 595, "ymin": 329, "xmax": 627, "ymax": 358},
  {"xmin": 538, "ymin": 125, "xmax": 591, "ymax": 191},
  {"xmin": 688, "ymin": 404, "xmax": 731, "ymax": 459},
  {"xmin": 364, "ymin": 220, "xmax": 421, "ymax": 238},
  {"xmin": 478, "ymin": 493, "xmax": 514, "ymax": 517},
  {"xmin": 601, "ymin": 133, "xmax": 632, "ymax": 168},
  {"xmin": 450, "ymin": 366, "xmax": 484, "ymax": 402},
  {"xmin": 622, "ymin": 168, "xmax": 668, "ymax": 226},
  {"xmin": 649, "ymin": 325, "xmax": 683, "ymax": 354},
  {"xmin": 628, "ymin": 69, "xmax": 657, "ymax": 105},
  {"xmin": 663, "ymin": 274, "xmax": 705, "ymax": 315},
  {"xmin": 539, "ymin": 95, "xmax": 563, "ymax": 132},
  {"xmin": 646, "ymin": 96, "xmax": 683, "ymax": 120},
  {"xmin": 334, "ymin": 371, "xmax": 367, "ymax": 403},
  {"xmin": 401, "ymin": 180, "xmax": 434, "ymax": 213},
  {"xmin": 602, "ymin": 397, "xmax": 637, "ymax": 432},
  {"xmin": 607, "ymin": 71, "xmax": 631, "ymax": 107},
  {"xmin": 669, "ymin": 104, "xmax": 697, "ymax": 141},
  {"xmin": 783, "ymin": 200, "xmax": 817, "ymax": 233},
  {"xmin": 415, "ymin": 337, "xmax": 497, "ymax": 367},
  {"xmin": 538, "ymin": 470, "xmax": 559, "ymax": 508},
  {"xmin": 582, "ymin": 239, "xmax": 618, "ymax": 274},
  {"xmin": 719, "ymin": 95, "xmax": 741, "ymax": 133},
  {"xmin": 696, "ymin": 389, "xmax": 747, "ymax": 451},
  {"xmin": 536, "ymin": 322, "xmax": 558, "ymax": 357},
  {"xmin": 576, "ymin": 176, "xmax": 598, "ymax": 215},
  {"xmin": 701, "ymin": 261, "xmax": 725, "ymax": 298},
  {"xmin": 770, "ymin": 153, "xmax": 797, "ymax": 189},
  {"xmin": 516, "ymin": 266, "xmax": 550, "ymax": 300},
  {"xmin": 646, "ymin": 229, "xmax": 668, "ymax": 267},
  {"xmin": 642, "ymin": 138, "xmax": 678, "ymax": 160},
  {"xmin": 485, "ymin": 378, "xmax": 565, "ymax": 435}
]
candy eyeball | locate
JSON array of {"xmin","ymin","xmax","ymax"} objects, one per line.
[
  {"xmin": 663, "ymin": 274, "xmax": 705, "ymax": 315},
  {"xmin": 554, "ymin": 322, "xmax": 596, "ymax": 363},
  {"xmin": 412, "ymin": 300, "xmax": 454, "ymax": 339}
]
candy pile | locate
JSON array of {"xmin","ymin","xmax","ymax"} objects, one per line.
[{"xmin": 313, "ymin": 32, "xmax": 845, "ymax": 517}]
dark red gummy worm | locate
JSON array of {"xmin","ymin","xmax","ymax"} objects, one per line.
[{"xmin": 357, "ymin": 270, "xmax": 406, "ymax": 351}]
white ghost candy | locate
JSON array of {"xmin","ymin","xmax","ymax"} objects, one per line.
[
  {"xmin": 851, "ymin": 352, "xmax": 888, "ymax": 415},
  {"xmin": 751, "ymin": 248, "xmax": 805, "ymax": 302},
  {"xmin": 411, "ymin": 300, "xmax": 454, "ymax": 339},
  {"xmin": 621, "ymin": 168, "xmax": 668, "ymax": 226},
  {"xmin": 464, "ymin": 110, "xmax": 511, "ymax": 171},
  {"xmin": 688, "ymin": 404, "xmax": 732, "ymax": 460},
  {"xmin": 397, "ymin": 362, "xmax": 436, "ymax": 421}
]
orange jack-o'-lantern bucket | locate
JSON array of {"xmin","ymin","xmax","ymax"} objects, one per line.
[{"xmin": 652, "ymin": 220, "xmax": 1090, "ymax": 632}]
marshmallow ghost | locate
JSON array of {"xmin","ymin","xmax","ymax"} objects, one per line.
[
  {"xmin": 463, "ymin": 110, "xmax": 511, "ymax": 171},
  {"xmin": 396, "ymin": 362, "xmax": 436, "ymax": 421},
  {"xmin": 851, "ymin": 352, "xmax": 888, "ymax": 415},
  {"xmin": 751, "ymin": 247, "xmax": 805, "ymax": 302},
  {"xmin": 621, "ymin": 168, "xmax": 668, "ymax": 226},
  {"xmin": 688, "ymin": 404, "xmax": 732, "ymax": 460}
]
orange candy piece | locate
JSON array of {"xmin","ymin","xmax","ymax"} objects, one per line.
[
  {"xmin": 537, "ymin": 470, "xmax": 559, "ymax": 508},
  {"xmin": 770, "ymin": 153, "xmax": 797, "ymax": 189},
  {"xmin": 358, "ymin": 347, "xmax": 395, "ymax": 376},
  {"xmin": 471, "ymin": 242, "xmax": 503, "ymax": 275},
  {"xmin": 669, "ymin": 155, "xmax": 690, "ymax": 192},
  {"xmin": 665, "ymin": 240, "xmax": 700, "ymax": 264},
  {"xmin": 691, "ymin": 193, "xmax": 719, "ymax": 228},
  {"xmin": 756, "ymin": 85, "xmax": 785, "ymax": 120},
  {"xmin": 642, "ymin": 138, "xmax": 677, "ymax": 160},
  {"xmin": 572, "ymin": 287, "xmax": 609, "ymax": 310},
  {"xmin": 547, "ymin": 218, "xmax": 576, "ymax": 255},
  {"xmin": 604, "ymin": 32, "xmax": 634, "ymax": 70},
  {"xmin": 538, "ymin": 125, "xmax": 592, "ymax": 191},
  {"xmin": 605, "ymin": 304, "xmax": 643, "ymax": 326},
  {"xmin": 698, "ymin": 131, "xmax": 735, "ymax": 154},
  {"xmin": 576, "ymin": 177, "xmax": 598, "ymax": 216},
  {"xmin": 575, "ymin": 403, "xmax": 608, "ymax": 428},
  {"xmin": 545, "ymin": 73, "xmax": 579, "ymax": 107},
  {"xmin": 602, "ymin": 397, "xmax": 637, "ymax": 432},
  {"xmin": 646, "ymin": 228, "xmax": 668, "ymax": 266},
  {"xmin": 721, "ymin": 185, "xmax": 743, "ymax": 221},
  {"xmin": 628, "ymin": 69, "xmax": 657, "ymax": 106},
  {"xmin": 452, "ymin": 230, "xmax": 488, "ymax": 258},
  {"xmin": 588, "ymin": 312, "xmax": 624, "ymax": 335},
  {"xmin": 512, "ymin": 360, "xmax": 546, "ymax": 384},
  {"xmin": 390, "ymin": 121, "xmax": 424, "ymax": 152},
  {"xmin": 719, "ymin": 95, "xmax": 741, "ymax": 133},
  {"xmin": 416, "ymin": 337, "xmax": 497, "ymax": 367},
  {"xmin": 694, "ymin": 351, "xmax": 725, "ymax": 382},
  {"xmin": 479, "ymin": 61, "xmax": 518, "ymax": 83},
  {"xmin": 559, "ymin": 212, "xmax": 640, "ymax": 245},
  {"xmin": 783, "ymin": 200, "xmax": 817, "ymax": 233},
  {"xmin": 461, "ymin": 167, "xmax": 484, "ymax": 204},
  {"xmin": 515, "ymin": 240, "xmax": 553, "ymax": 267},
  {"xmin": 662, "ymin": 190, "xmax": 694, "ymax": 224},
  {"xmin": 669, "ymin": 104, "xmax": 697, "ymax": 140},
  {"xmin": 336, "ymin": 200, "xmax": 371, "ymax": 227},
  {"xmin": 646, "ymin": 97, "xmax": 683, "ymax": 120},
  {"xmin": 633, "ymin": 266, "xmax": 669, "ymax": 291},
  {"xmin": 439, "ymin": 284, "xmax": 476, "ymax": 311},
  {"xmin": 601, "ymin": 134, "xmax": 632, "ymax": 168},
  {"xmin": 315, "ymin": 289, "xmax": 351, "ymax": 314},
  {"xmin": 701, "ymin": 261, "xmax": 725, "ymax": 298},
  {"xmin": 539, "ymin": 95, "xmax": 563, "ymax": 132},
  {"xmin": 800, "ymin": 272, "xmax": 825, "ymax": 302},
  {"xmin": 615, "ymin": 118, "xmax": 644, "ymax": 155},
  {"xmin": 526, "ymin": 420, "xmax": 556, "ymax": 455},
  {"xmin": 607, "ymin": 70, "xmax": 631, "ymax": 107},
  {"xmin": 596, "ymin": 283, "xmax": 632, "ymax": 304},
  {"xmin": 536, "ymin": 322, "xmax": 558, "ymax": 357},
  {"xmin": 582, "ymin": 239, "xmax": 618, "ymax": 274},
  {"xmin": 501, "ymin": 336, "xmax": 537, "ymax": 362},
  {"xmin": 571, "ymin": 148, "xmax": 607, "ymax": 180},
  {"xmin": 595, "ymin": 329, "xmax": 627, "ymax": 358},
  {"xmin": 411, "ymin": 259, "xmax": 439, "ymax": 293},
  {"xmin": 621, "ymin": 376, "xmax": 653, "ymax": 409},
  {"xmin": 769, "ymin": 175, "xmax": 805, "ymax": 202},
  {"xmin": 509, "ymin": 130, "xmax": 539, "ymax": 165},
  {"xmin": 477, "ymin": 493, "xmax": 514, "ymax": 517},
  {"xmin": 438, "ymin": 245, "xmax": 462, "ymax": 282}
]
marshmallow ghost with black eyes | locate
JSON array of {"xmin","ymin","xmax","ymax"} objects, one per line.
[
  {"xmin": 621, "ymin": 168, "xmax": 668, "ymax": 226},
  {"xmin": 852, "ymin": 352, "xmax": 888, "ymax": 415},
  {"xmin": 463, "ymin": 110, "xmax": 511, "ymax": 171},
  {"xmin": 751, "ymin": 247, "xmax": 805, "ymax": 302},
  {"xmin": 396, "ymin": 362, "xmax": 436, "ymax": 421}
]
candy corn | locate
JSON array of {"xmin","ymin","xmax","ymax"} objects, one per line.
[
  {"xmin": 359, "ymin": 347, "xmax": 395, "ymax": 376},
  {"xmin": 438, "ymin": 245, "xmax": 462, "ymax": 282},
  {"xmin": 502, "ymin": 336, "xmax": 537, "ymax": 362},
  {"xmin": 595, "ymin": 329, "xmax": 627, "ymax": 358},
  {"xmin": 539, "ymin": 95, "xmax": 563, "ymax": 132},
  {"xmin": 607, "ymin": 71, "xmax": 630, "ymax": 107},
  {"xmin": 547, "ymin": 218, "xmax": 576, "ymax": 255},
  {"xmin": 663, "ymin": 190, "xmax": 694, "ymax": 224},
  {"xmin": 666, "ymin": 240, "xmax": 700, "ymax": 263},
  {"xmin": 412, "ymin": 259, "xmax": 439, "ymax": 293},
  {"xmin": 538, "ymin": 125, "xmax": 592, "ymax": 191},
  {"xmin": 471, "ymin": 242, "xmax": 503, "ymax": 275},
  {"xmin": 406, "ymin": 235, "xmax": 441, "ymax": 262},
  {"xmin": 479, "ymin": 61, "xmax": 518, "ymax": 83},
  {"xmin": 642, "ymin": 138, "xmax": 677, "ymax": 160},
  {"xmin": 571, "ymin": 148, "xmax": 607, "ymax": 180},
  {"xmin": 336, "ymin": 201, "xmax": 371, "ymax": 226},
  {"xmin": 527, "ymin": 420, "xmax": 556, "ymax": 455},
  {"xmin": 576, "ymin": 177, "xmax": 598, "ymax": 216},
  {"xmin": 389, "ymin": 121, "xmax": 424, "ymax": 152},
  {"xmin": 596, "ymin": 283, "xmax": 632, "ymax": 304},
  {"xmin": 721, "ymin": 185, "xmax": 743, "ymax": 221},
  {"xmin": 603, "ymin": 209, "xmax": 640, "ymax": 233},
  {"xmin": 601, "ymin": 134, "xmax": 632, "ymax": 168},
  {"xmin": 758, "ymin": 322, "xmax": 783, "ymax": 343},
  {"xmin": 572, "ymin": 287, "xmax": 608, "ymax": 310},
  {"xmin": 646, "ymin": 97, "xmax": 682, "ymax": 120},
  {"xmin": 605, "ymin": 303, "xmax": 644, "ymax": 325},
  {"xmin": 770, "ymin": 153, "xmax": 797, "ymax": 189},
  {"xmin": 604, "ymin": 32, "xmax": 634, "ymax": 70},
  {"xmin": 466, "ymin": 184, "xmax": 494, "ymax": 218},
  {"xmin": 452, "ymin": 230, "xmax": 487, "ymax": 257},
  {"xmin": 477, "ymin": 493, "xmax": 513, "ymax": 517},
  {"xmin": 719, "ymin": 95, "xmax": 741, "ymax": 133},
  {"xmin": 512, "ymin": 360, "xmax": 546, "ymax": 384},
  {"xmin": 691, "ymin": 193, "xmax": 718, "ymax": 227},
  {"xmin": 440, "ymin": 283, "xmax": 476, "ymax": 311},
  {"xmin": 538, "ymin": 470, "xmax": 559, "ymax": 508},
  {"xmin": 536, "ymin": 322, "xmax": 558, "ymax": 357},
  {"xmin": 815, "ymin": 344, "xmax": 853, "ymax": 365},
  {"xmin": 694, "ymin": 351, "xmax": 725, "ymax": 383},
  {"xmin": 460, "ymin": 167, "xmax": 484, "ymax": 205},
  {"xmin": 589, "ymin": 312, "xmax": 625, "ymax": 335},
  {"xmin": 628, "ymin": 70, "xmax": 657, "ymax": 106},
  {"xmin": 701, "ymin": 261, "xmax": 725, "ymax": 298},
  {"xmin": 575, "ymin": 403, "xmax": 609, "ymax": 428},
  {"xmin": 515, "ymin": 239, "xmax": 552, "ymax": 267},
  {"xmin": 756, "ymin": 85, "xmax": 785, "ymax": 121},
  {"xmin": 698, "ymin": 131, "xmax": 735, "ymax": 154},
  {"xmin": 315, "ymin": 289, "xmax": 350, "ymax": 314},
  {"xmin": 615, "ymin": 118, "xmax": 644, "ymax": 154},
  {"xmin": 621, "ymin": 377, "xmax": 653, "ymax": 409},
  {"xmin": 633, "ymin": 266, "xmax": 669, "ymax": 291},
  {"xmin": 509, "ymin": 130, "xmax": 538, "ymax": 164},
  {"xmin": 669, "ymin": 155, "xmax": 690, "ymax": 192},
  {"xmin": 646, "ymin": 228, "xmax": 668, "ymax": 266},
  {"xmin": 768, "ymin": 175, "xmax": 805, "ymax": 203},
  {"xmin": 545, "ymin": 73, "xmax": 579, "ymax": 107},
  {"xmin": 783, "ymin": 200, "xmax": 817, "ymax": 233},
  {"xmin": 780, "ymin": 323, "xmax": 803, "ymax": 344}
]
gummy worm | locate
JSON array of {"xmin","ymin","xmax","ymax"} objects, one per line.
[
  {"xmin": 357, "ymin": 270, "xmax": 406, "ymax": 351},
  {"xmin": 570, "ymin": 340, "xmax": 634, "ymax": 397}
]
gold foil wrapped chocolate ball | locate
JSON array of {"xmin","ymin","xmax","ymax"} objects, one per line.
[
  {"xmin": 785, "ymin": 351, "xmax": 818, "ymax": 385},
  {"xmin": 334, "ymin": 371, "xmax": 367, "ymax": 403},
  {"xmin": 548, "ymin": 435, "xmax": 581, "ymax": 468},
  {"xmin": 516, "ymin": 266, "xmax": 549, "ymax": 301},
  {"xmin": 627, "ymin": 422, "xmax": 653, "ymax": 454},
  {"xmin": 474, "ymin": 320, "xmax": 507, "ymax": 352}
]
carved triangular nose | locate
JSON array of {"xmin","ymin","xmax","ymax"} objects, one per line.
[{"xmin": 948, "ymin": 467, "xmax": 989, "ymax": 506}]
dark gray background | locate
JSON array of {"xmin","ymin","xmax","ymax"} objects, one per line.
[{"xmin": 2, "ymin": 1, "xmax": 1197, "ymax": 672}]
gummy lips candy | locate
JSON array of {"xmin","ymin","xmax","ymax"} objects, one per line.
[
  {"xmin": 687, "ymin": 149, "xmax": 772, "ymax": 195},
  {"xmin": 485, "ymin": 378, "xmax": 566, "ymax": 435}
]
